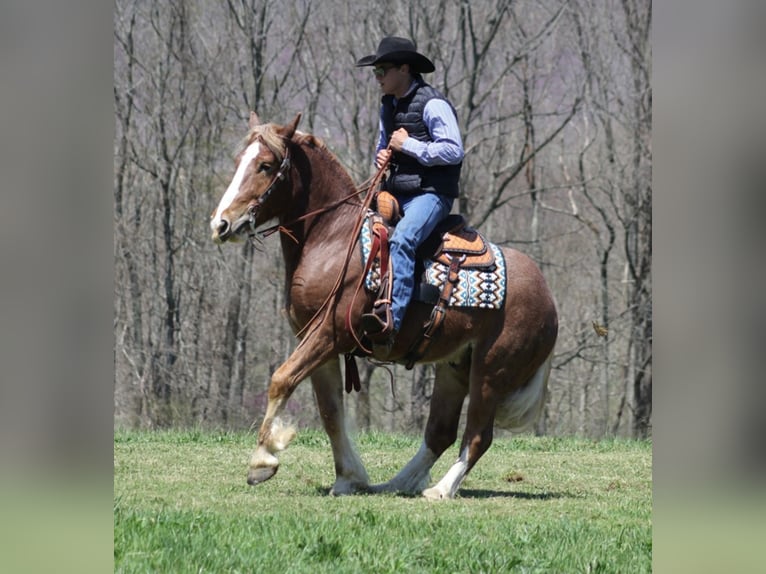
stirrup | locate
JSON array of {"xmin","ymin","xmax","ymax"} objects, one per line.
[
  {"xmin": 363, "ymin": 264, "xmax": 395, "ymax": 341},
  {"xmin": 361, "ymin": 300, "xmax": 394, "ymax": 342}
]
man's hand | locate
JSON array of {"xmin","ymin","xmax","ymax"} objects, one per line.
[
  {"xmin": 375, "ymin": 148, "xmax": 392, "ymax": 169},
  {"xmin": 389, "ymin": 127, "xmax": 409, "ymax": 152}
]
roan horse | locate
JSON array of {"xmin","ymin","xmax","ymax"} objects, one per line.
[{"xmin": 210, "ymin": 112, "xmax": 558, "ymax": 499}]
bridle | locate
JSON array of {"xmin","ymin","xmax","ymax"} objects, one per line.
[
  {"xmin": 232, "ymin": 133, "xmax": 392, "ymax": 375},
  {"xmin": 245, "ymin": 143, "xmax": 292, "ymax": 241},
  {"xmin": 239, "ymin": 137, "xmax": 373, "ymax": 246},
  {"xmin": 251, "ymin": 142, "xmax": 378, "ymax": 242},
  {"xmin": 239, "ymin": 135, "xmax": 391, "ymax": 247}
]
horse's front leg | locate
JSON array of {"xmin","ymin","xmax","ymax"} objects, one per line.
[
  {"xmin": 310, "ymin": 358, "xmax": 369, "ymax": 495},
  {"xmin": 247, "ymin": 333, "xmax": 335, "ymax": 486}
]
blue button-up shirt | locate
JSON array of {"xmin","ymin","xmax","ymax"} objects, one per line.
[{"xmin": 376, "ymin": 81, "xmax": 464, "ymax": 167}]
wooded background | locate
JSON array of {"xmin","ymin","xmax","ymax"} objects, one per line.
[{"xmin": 113, "ymin": 0, "xmax": 651, "ymax": 438}]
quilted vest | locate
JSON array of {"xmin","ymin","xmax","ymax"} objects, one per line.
[{"xmin": 381, "ymin": 79, "xmax": 462, "ymax": 198}]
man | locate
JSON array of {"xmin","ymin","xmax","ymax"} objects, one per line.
[{"xmin": 356, "ymin": 36, "xmax": 464, "ymax": 346}]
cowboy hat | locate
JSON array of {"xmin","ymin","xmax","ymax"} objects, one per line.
[{"xmin": 355, "ymin": 36, "xmax": 435, "ymax": 74}]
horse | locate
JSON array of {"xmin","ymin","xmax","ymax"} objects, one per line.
[{"xmin": 210, "ymin": 112, "xmax": 558, "ymax": 499}]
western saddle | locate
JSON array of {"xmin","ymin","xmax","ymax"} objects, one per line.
[{"xmin": 366, "ymin": 192, "xmax": 496, "ymax": 368}]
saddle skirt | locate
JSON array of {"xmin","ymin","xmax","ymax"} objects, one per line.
[{"xmin": 359, "ymin": 211, "xmax": 507, "ymax": 309}]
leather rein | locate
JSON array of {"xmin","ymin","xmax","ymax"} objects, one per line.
[
  {"xmin": 246, "ymin": 139, "xmax": 373, "ymax": 244},
  {"xmin": 242, "ymin": 135, "xmax": 391, "ymax": 392},
  {"xmin": 241, "ymin": 134, "xmax": 391, "ymax": 347},
  {"xmin": 292, "ymin": 151, "xmax": 390, "ymax": 341}
]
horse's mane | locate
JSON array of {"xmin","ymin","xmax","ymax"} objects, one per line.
[
  {"xmin": 240, "ymin": 123, "xmax": 288, "ymax": 163},
  {"xmin": 240, "ymin": 122, "xmax": 360, "ymax": 194},
  {"xmin": 292, "ymin": 132, "xmax": 358, "ymax": 188}
]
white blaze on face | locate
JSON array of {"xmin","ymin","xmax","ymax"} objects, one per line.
[{"xmin": 210, "ymin": 140, "xmax": 262, "ymax": 232}]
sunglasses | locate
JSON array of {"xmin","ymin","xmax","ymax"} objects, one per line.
[{"xmin": 373, "ymin": 64, "xmax": 398, "ymax": 78}]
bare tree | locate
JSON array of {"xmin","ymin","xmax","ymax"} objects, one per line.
[{"xmin": 113, "ymin": 0, "xmax": 651, "ymax": 438}]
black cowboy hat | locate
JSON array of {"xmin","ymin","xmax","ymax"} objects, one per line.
[{"xmin": 356, "ymin": 36, "xmax": 435, "ymax": 74}]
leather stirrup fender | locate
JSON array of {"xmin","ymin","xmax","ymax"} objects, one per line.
[{"xmin": 405, "ymin": 254, "xmax": 464, "ymax": 369}]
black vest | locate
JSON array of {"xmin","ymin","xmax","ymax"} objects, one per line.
[{"xmin": 381, "ymin": 79, "xmax": 462, "ymax": 198}]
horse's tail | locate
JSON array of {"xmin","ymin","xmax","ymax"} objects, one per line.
[{"xmin": 494, "ymin": 350, "xmax": 553, "ymax": 432}]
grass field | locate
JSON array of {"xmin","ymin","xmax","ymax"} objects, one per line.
[{"xmin": 114, "ymin": 429, "xmax": 651, "ymax": 573}]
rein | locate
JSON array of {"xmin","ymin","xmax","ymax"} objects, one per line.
[
  {"xmin": 243, "ymin": 134, "xmax": 391, "ymax": 376},
  {"xmin": 292, "ymin": 151, "xmax": 391, "ymax": 342},
  {"xmin": 248, "ymin": 138, "xmax": 377, "ymax": 242},
  {"xmin": 257, "ymin": 186, "xmax": 369, "ymax": 241}
]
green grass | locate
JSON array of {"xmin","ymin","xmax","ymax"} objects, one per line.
[{"xmin": 114, "ymin": 429, "xmax": 651, "ymax": 573}]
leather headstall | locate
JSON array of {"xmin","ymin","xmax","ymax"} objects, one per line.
[{"xmin": 246, "ymin": 143, "xmax": 291, "ymax": 239}]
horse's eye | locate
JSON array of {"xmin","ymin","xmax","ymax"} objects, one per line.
[{"xmin": 258, "ymin": 163, "xmax": 272, "ymax": 173}]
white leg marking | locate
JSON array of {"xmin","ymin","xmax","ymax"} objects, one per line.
[
  {"xmin": 423, "ymin": 446, "xmax": 470, "ymax": 500},
  {"xmin": 329, "ymin": 422, "xmax": 370, "ymax": 495},
  {"xmin": 330, "ymin": 443, "xmax": 370, "ymax": 496},
  {"xmin": 370, "ymin": 442, "xmax": 438, "ymax": 494},
  {"xmin": 210, "ymin": 140, "xmax": 261, "ymax": 230},
  {"xmin": 267, "ymin": 417, "xmax": 297, "ymax": 452},
  {"xmin": 249, "ymin": 417, "xmax": 295, "ymax": 470},
  {"xmin": 249, "ymin": 444, "xmax": 278, "ymax": 469}
]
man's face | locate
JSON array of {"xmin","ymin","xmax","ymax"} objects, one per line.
[{"xmin": 372, "ymin": 62, "xmax": 410, "ymax": 97}]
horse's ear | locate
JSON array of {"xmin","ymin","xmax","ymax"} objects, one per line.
[
  {"xmin": 282, "ymin": 113, "xmax": 302, "ymax": 139},
  {"xmin": 248, "ymin": 111, "xmax": 261, "ymax": 130}
]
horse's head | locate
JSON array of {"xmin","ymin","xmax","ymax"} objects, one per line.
[{"xmin": 210, "ymin": 112, "xmax": 302, "ymax": 243}]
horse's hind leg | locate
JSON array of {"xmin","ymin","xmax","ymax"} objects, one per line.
[
  {"xmin": 310, "ymin": 358, "xmax": 369, "ymax": 495},
  {"xmin": 423, "ymin": 356, "xmax": 498, "ymax": 500},
  {"xmin": 370, "ymin": 357, "xmax": 469, "ymax": 494}
]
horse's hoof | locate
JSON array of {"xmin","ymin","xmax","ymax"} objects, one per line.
[
  {"xmin": 330, "ymin": 478, "xmax": 369, "ymax": 496},
  {"xmin": 423, "ymin": 486, "xmax": 450, "ymax": 500},
  {"xmin": 247, "ymin": 465, "xmax": 278, "ymax": 486}
]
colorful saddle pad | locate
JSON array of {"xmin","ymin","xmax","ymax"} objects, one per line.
[{"xmin": 359, "ymin": 213, "xmax": 506, "ymax": 309}]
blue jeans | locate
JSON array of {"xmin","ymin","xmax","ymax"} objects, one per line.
[{"xmin": 389, "ymin": 193, "xmax": 454, "ymax": 332}]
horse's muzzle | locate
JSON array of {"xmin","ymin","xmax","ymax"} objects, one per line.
[{"xmin": 212, "ymin": 218, "xmax": 231, "ymax": 243}]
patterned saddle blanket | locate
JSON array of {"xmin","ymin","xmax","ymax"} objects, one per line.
[{"xmin": 359, "ymin": 212, "xmax": 507, "ymax": 309}]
